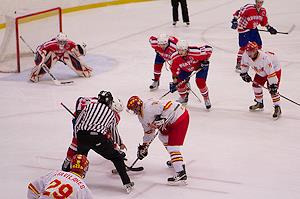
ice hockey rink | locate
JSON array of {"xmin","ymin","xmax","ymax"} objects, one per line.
[{"xmin": 1, "ymin": 0, "xmax": 300, "ymax": 198}]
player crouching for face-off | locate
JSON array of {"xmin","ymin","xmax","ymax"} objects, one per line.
[
  {"xmin": 27, "ymin": 154, "xmax": 94, "ymax": 199},
  {"xmin": 30, "ymin": 32, "xmax": 92, "ymax": 83},
  {"xmin": 240, "ymin": 41, "xmax": 282, "ymax": 119},
  {"xmin": 61, "ymin": 96, "xmax": 127, "ymax": 173},
  {"xmin": 127, "ymin": 96, "xmax": 190, "ymax": 185}
]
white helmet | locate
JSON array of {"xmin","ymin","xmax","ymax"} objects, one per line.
[
  {"xmin": 177, "ymin": 40, "xmax": 189, "ymax": 51},
  {"xmin": 157, "ymin": 33, "xmax": 169, "ymax": 45},
  {"xmin": 111, "ymin": 98, "xmax": 124, "ymax": 113},
  {"xmin": 56, "ymin": 32, "xmax": 67, "ymax": 47}
]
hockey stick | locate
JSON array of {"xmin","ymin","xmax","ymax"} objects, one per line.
[
  {"xmin": 160, "ymin": 67, "xmax": 203, "ymax": 99},
  {"xmin": 112, "ymin": 130, "xmax": 161, "ymax": 174},
  {"xmin": 60, "ymin": 102, "xmax": 76, "ymax": 117},
  {"xmin": 252, "ymin": 81, "xmax": 300, "ymax": 107},
  {"xmin": 19, "ymin": 36, "xmax": 74, "ymax": 85},
  {"xmin": 258, "ymin": 24, "xmax": 296, "ymax": 35},
  {"xmin": 112, "ymin": 104, "xmax": 181, "ymax": 174},
  {"xmin": 186, "ymin": 83, "xmax": 202, "ymax": 103}
]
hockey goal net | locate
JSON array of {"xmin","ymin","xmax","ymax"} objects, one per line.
[{"xmin": 0, "ymin": 7, "xmax": 62, "ymax": 73}]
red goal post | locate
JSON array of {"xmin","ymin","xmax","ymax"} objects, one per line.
[{"xmin": 0, "ymin": 7, "xmax": 62, "ymax": 73}]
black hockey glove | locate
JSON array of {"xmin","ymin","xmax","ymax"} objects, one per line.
[
  {"xmin": 268, "ymin": 84, "xmax": 278, "ymax": 95},
  {"xmin": 169, "ymin": 82, "xmax": 178, "ymax": 93},
  {"xmin": 267, "ymin": 25, "xmax": 277, "ymax": 35},
  {"xmin": 231, "ymin": 18, "xmax": 238, "ymax": 29},
  {"xmin": 199, "ymin": 60, "xmax": 209, "ymax": 70},
  {"xmin": 152, "ymin": 115, "xmax": 166, "ymax": 129},
  {"xmin": 240, "ymin": 72, "xmax": 252, "ymax": 83},
  {"xmin": 137, "ymin": 144, "xmax": 148, "ymax": 160}
]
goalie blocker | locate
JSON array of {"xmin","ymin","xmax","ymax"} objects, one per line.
[{"xmin": 30, "ymin": 32, "xmax": 92, "ymax": 83}]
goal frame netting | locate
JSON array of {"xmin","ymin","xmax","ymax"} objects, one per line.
[{"xmin": 0, "ymin": 7, "xmax": 62, "ymax": 73}]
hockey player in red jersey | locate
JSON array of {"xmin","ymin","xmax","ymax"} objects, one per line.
[
  {"xmin": 169, "ymin": 40, "xmax": 213, "ymax": 109},
  {"xmin": 148, "ymin": 33, "xmax": 179, "ymax": 90},
  {"xmin": 239, "ymin": 41, "xmax": 282, "ymax": 119},
  {"xmin": 127, "ymin": 96, "xmax": 189, "ymax": 185},
  {"xmin": 28, "ymin": 154, "xmax": 93, "ymax": 199},
  {"xmin": 231, "ymin": 0, "xmax": 277, "ymax": 72},
  {"xmin": 30, "ymin": 32, "xmax": 92, "ymax": 82},
  {"xmin": 61, "ymin": 96, "xmax": 126, "ymax": 172}
]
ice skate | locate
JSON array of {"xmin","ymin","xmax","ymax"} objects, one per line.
[
  {"xmin": 272, "ymin": 105, "xmax": 281, "ymax": 120},
  {"xmin": 124, "ymin": 182, "xmax": 134, "ymax": 193},
  {"xmin": 167, "ymin": 170, "xmax": 187, "ymax": 186},
  {"xmin": 185, "ymin": 22, "xmax": 190, "ymax": 26},
  {"xmin": 249, "ymin": 100, "xmax": 264, "ymax": 111},
  {"xmin": 149, "ymin": 79, "xmax": 159, "ymax": 91},
  {"xmin": 204, "ymin": 98, "xmax": 211, "ymax": 109},
  {"xmin": 172, "ymin": 21, "xmax": 177, "ymax": 26}
]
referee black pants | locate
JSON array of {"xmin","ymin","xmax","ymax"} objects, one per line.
[
  {"xmin": 171, "ymin": 0, "xmax": 190, "ymax": 23},
  {"xmin": 76, "ymin": 130, "xmax": 131, "ymax": 185}
]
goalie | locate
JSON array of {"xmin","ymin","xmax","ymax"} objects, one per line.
[{"xmin": 30, "ymin": 32, "xmax": 92, "ymax": 83}]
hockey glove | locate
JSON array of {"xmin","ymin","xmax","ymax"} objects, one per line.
[
  {"xmin": 267, "ymin": 25, "xmax": 277, "ymax": 35},
  {"xmin": 268, "ymin": 84, "xmax": 278, "ymax": 95},
  {"xmin": 199, "ymin": 60, "xmax": 209, "ymax": 70},
  {"xmin": 231, "ymin": 18, "xmax": 238, "ymax": 29},
  {"xmin": 169, "ymin": 82, "xmax": 178, "ymax": 93},
  {"xmin": 137, "ymin": 144, "xmax": 148, "ymax": 160},
  {"xmin": 240, "ymin": 72, "xmax": 252, "ymax": 83},
  {"xmin": 152, "ymin": 115, "xmax": 166, "ymax": 129}
]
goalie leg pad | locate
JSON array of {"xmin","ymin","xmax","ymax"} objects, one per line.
[
  {"xmin": 64, "ymin": 53, "xmax": 92, "ymax": 77},
  {"xmin": 30, "ymin": 54, "xmax": 55, "ymax": 82}
]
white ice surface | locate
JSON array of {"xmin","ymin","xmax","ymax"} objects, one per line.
[{"xmin": 0, "ymin": 0, "xmax": 300, "ymax": 198}]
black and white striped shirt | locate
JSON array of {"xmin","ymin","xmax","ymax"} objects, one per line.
[{"xmin": 75, "ymin": 102, "xmax": 118, "ymax": 138}]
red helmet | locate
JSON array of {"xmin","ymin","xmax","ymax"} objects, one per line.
[
  {"xmin": 246, "ymin": 41, "xmax": 258, "ymax": 51},
  {"xmin": 127, "ymin": 96, "xmax": 143, "ymax": 114},
  {"xmin": 246, "ymin": 41, "xmax": 259, "ymax": 58},
  {"xmin": 70, "ymin": 154, "xmax": 89, "ymax": 178}
]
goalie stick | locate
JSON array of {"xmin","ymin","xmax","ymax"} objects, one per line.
[
  {"xmin": 19, "ymin": 35, "xmax": 74, "ymax": 86},
  {"xmin": 258, "ymin": 24, "xmax": 296, "ymax": 35}
]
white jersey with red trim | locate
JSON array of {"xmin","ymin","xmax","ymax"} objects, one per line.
[
  {"xmin": 27, "ymin": 170, "xmax": 93, "ymax": 199},
  {"xmin": 241, "ymin": 50, "xmax": 281, "ymax": 85},
  {"xmin": 137, "ymin": 99, "xmax": 185, "ymax": 143}
]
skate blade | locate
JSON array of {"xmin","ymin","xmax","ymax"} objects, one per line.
[
  {"xmin": 168, "ymin": 180, "xmax": 188, "ymax": 186},
  {"xmin": 249, "ymin": 108, "xmax": 264, "ymax": 112}
]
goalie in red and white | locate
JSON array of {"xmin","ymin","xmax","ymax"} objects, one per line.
[{"xmin": 30, "ymin": 32, "xmax": 92, "ymax": 82}]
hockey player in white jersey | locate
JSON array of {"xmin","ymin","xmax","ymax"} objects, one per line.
[
  {"xmin": 239, "ymin": 41, "xmax": 282, "ymax": 119},
  {"xmin": 127, "ymin": 96, "xmax": 189, "ymax": 185},
  {"xmin": 27, "ymin": 154, "xmax": 93, "ymax": 199}
]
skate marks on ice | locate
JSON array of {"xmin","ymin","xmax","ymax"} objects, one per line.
[{"xmin": 128, "ymin": 160, "xmax": 242, "ymax": 198}]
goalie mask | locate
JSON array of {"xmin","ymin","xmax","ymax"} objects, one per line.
[
  {"xmin": 70, "ymin": 154, "xmax": 89, "ymax": 178},
  {"xmin": 127, "ymin": 96, "xmax": 143, "ymax": 115},
  {"xmin": 98, "ymin": 91, "xmax": 113, "ymax": 107},
  {"xmin": 56, "ymin": 32, "xmax": 68, "ymax": 49}
]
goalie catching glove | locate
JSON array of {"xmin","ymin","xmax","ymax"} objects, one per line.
[{"xmin": 137, "ymin": 143, "xmax": 149, "ymax": 160}]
